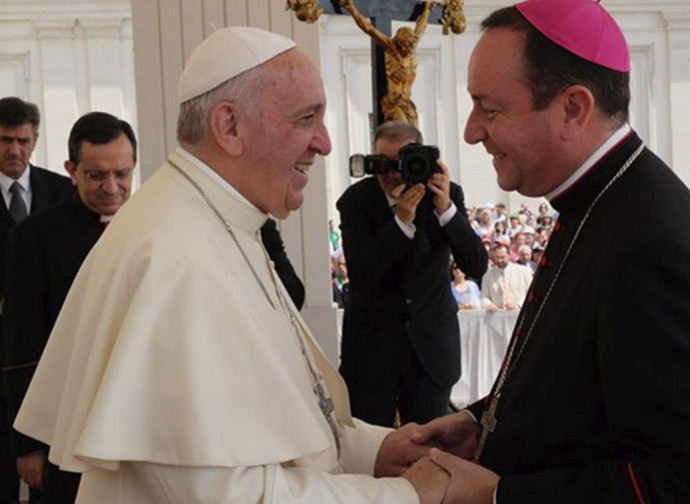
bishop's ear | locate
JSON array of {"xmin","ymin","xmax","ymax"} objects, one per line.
[
  {"xmin": 208, "ymin": 101, "xmax": 243, "ymax": 156},
  {"xmin": 560, "ymin": 84, "xmax": 595, "ymax": 138}
]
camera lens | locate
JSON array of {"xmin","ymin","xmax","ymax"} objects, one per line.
[{"xmin": 406, "ymin": 157, "xmax": 427, "ymax": 176}]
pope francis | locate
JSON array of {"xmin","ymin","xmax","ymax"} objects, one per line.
[{"xmin": 13, "ymin": 27, "xmax": 450, "ymax": 503}]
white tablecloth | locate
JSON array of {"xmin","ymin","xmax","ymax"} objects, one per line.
[
  {"xmin": 335, "ymin": 307, "xmax": 517, "ymax": 409},
  {"xmin": 451, "ymin": 310, "xmax": 518, "ymax": 409}
]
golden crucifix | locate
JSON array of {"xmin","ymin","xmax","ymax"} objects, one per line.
[
  {"xmin": 340, "ymin": 0, "xmax": 433, "ymax": 125},
  {"xmin": 285, "ymin": 1, "xmax": 467, "ymax": 126}
]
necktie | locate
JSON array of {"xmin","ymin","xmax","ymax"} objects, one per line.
[{"xmin": 9, "ymin": 182, "xmax": 28, "ymax": 223}]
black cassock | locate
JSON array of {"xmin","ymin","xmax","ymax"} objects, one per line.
[
  {"xmin": 469, "ymin": 131, "xmax": 690, "ymax": 502},
  {"xmin": 3, "ymin": 194, "xmax": 101, "ymax": 503}
]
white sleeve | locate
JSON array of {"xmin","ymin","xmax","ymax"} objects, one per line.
[
  {"xmin": 339, "ymin": 418, "xmax": 393, "ymax": 475},
  {"xmin": 126, "ymin": 461, "xmax": 419, "ymax": 504},
  {"xmin": 435, "ymin": 202, "xmax": 458, "ymax": 227}
]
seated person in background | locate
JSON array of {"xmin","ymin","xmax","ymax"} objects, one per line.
[
  {"xmin": 531, "ymin": 243, "xmax": 545, "ymax": 267},
  {"xmin": 450, "ymin": 262, "xmax": 480, "ymax": 310},
  {"xmin": 331, "ymin": 252, "xmax": 350, "ymax": 308},
  {"xmin": 481, "ymin": 244, "xmax": 532, "ymax": 312},
  {"xmin": 516, "ymin": 244, "xmax": 536, "ymax": 273},
  {"xmin": 473, "ymin": 207, "xmax": 494, "ymax": 237}
]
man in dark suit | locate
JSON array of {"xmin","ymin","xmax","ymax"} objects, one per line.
[
  {"xmin": 413, "ymin": 1, "xmax": 690, "ymax": 501},
  {"xmin": 3, "ymin": 112, "xmax": 136, "ymax": 503},
  {"xmin": 0, "ymin": 96, "xmax": 73, "ymax": 503},
  {"xmin": 337, "ymin": 121, "xmax": 487, "ymax": 427}
]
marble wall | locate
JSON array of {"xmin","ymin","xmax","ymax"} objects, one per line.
[{"xmin": 0, "ymin": 0, "xmax": 136, "ymax": 176}]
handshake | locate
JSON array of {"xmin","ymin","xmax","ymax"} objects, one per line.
[{"xmin": 375, "ymin": 411, "xmax": 500, "ymax": 504}]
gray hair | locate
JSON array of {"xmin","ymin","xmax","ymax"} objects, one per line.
[{"xmin": 177, "ymin": 65, "xmax": 266, "ymax": 145}]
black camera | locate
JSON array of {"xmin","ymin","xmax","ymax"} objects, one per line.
[{"xmin": 349, "ymin": 143, "xmax": 440, "ymax": 186}]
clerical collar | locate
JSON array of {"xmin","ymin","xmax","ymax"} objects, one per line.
[
  {"xmin": 545, "ymin": 123, "xmax": 632, "ymax": 201},
  {"xmin": 176, "ymin": 147, "xmax": 259, "ymax": 213}
]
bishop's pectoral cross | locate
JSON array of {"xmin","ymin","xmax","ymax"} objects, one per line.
[{"xmin": 474, "ymin": 393, "xmax": 500, "ymax": 461}]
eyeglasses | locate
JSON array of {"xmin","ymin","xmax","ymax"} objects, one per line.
[{"xmin": 79, "ymin": 169, "xmax": 133, "ymax": 182}]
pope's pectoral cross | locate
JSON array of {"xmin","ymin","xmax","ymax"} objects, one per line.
[
  {"xmin": 474, "ymin": 393, "xmax": 500, "ymax": 461},
  {"xmin": 315, "ymin": 382, "xmax": 335, "ymax": 417}
]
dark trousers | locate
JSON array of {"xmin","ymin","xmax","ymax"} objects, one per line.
[
  {"xmin": 0, "ymin": 466, "xmax": 19, "ymax": 504},
  {"xmin": 28, "ymin": 463, "xmax": 79, "ymax": 504},
  {"xmin": 342, "ymin": 337, "xmax": 452, "ymax": 428}
]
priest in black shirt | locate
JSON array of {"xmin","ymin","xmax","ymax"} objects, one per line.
[{"xmin": 2, "ymin": 112, "xmax": 137, "ymax": 503}]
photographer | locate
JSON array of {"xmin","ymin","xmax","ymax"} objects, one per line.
[{"xmin": 337, "ymin": 121, "xmax": 487, "ymax": 427}]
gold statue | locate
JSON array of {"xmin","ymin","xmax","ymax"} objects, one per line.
[
  {"xmin": 340, "ymin": 0, "xmax": 433, "ymax": 125},
  {"xmin": 285, "ymin": 0, "xmax": 323, "ymax": 24},
  {"xmin": 442, "ymin": 0, "xmax": 466, "ymax": 35}
]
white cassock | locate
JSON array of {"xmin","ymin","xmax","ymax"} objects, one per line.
[
  {"xmin": 15, "ymin": 149, "xmax": 418, "ymax": 503},
  {"xmin": 480, "ymin": 263, "xmax": 533, "ymax": 309}
]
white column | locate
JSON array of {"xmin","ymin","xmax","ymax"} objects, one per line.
[{"xmin": 664, "ymin": 11, "xmax": 690, "ymax": 182}]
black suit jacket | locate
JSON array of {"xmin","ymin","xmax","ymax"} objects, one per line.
[
  {"xmin": 468, "ymin": 132, "xmax": 690, "ymax": 502},
  {"xmin": 3, "ymin": 195, "xmax": 100, "ymax": 456},
  {"xmin": 0, "ymin": 165, "xmax": 72, "ymax": 467},
  {"xmin": 337, "ymin": 177, "xmax": 487, "ymax": 388},
  {"xmin": 0, "ymin": 166, "xmax": 74, "ymax": 302}
]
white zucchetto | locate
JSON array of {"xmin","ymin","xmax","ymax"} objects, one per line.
[{"xmin": 178, "ymin": 26, "xmax": 297, "ymax": 104}]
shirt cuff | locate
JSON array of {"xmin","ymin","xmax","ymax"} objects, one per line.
[
  {"xmin": 435, "ymin": 202, "xmax": 457, "ymax": 227},
  {"xmin": 395, "ymin": 215, "xmax": 416, "ymax": 239},
  {"xmin": 462, "ymin": 409, "xmax": 478, "ymax": 424}
]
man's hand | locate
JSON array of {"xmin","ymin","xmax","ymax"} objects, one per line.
[
  {"xmin": 411, "ymin": 411, "xmax": 480, "ymax": 460},
  {"xmin": 375, "ymin": 422, "xmax": 439, "ymax": 477},
  {"xmin": 430, "ymin": 449, "xmax": 499, "ymax": 504},
  {"xmin": 17, "ymin": 450, "xmax": 46, "ymax": 489},
  {"xmin": 487, "ymin": 303, "xmax": 499, "ymax": 314},
  {"xmin": 402, "ymin": 456, "xmax": 450, "ymax": 504},
  {"xmin": 505, "ymin": 301, "xmax": 519, "ymax": 311},
  {"xmin": 392, "ymin": 183, "xmax": 425, "ymax": 227},
  {"xmin": 427, "ymin": 160, "xmax": 451, "ymax": 215}
]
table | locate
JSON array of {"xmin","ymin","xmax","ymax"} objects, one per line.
[{"xmin": 451, "ymin": 310, "xmax": 518, "ymax": 409}]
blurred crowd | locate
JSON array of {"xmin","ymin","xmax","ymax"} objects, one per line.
[{"xmin": 330, "ymin": 201, "xmax": 557, "ymax": 311}]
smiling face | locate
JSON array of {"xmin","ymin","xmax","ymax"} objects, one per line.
[
  {"xmin": 239, "ymin": 49, "xmax": 331, "ymax": 219},
  {"xmin": 464, "ymin": 28, "xmax": 574, "ymax": 197}
]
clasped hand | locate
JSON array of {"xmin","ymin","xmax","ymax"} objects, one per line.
[{"xmin": 375, "ymin": 411, "xmax": 500, "ymax": 504}]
